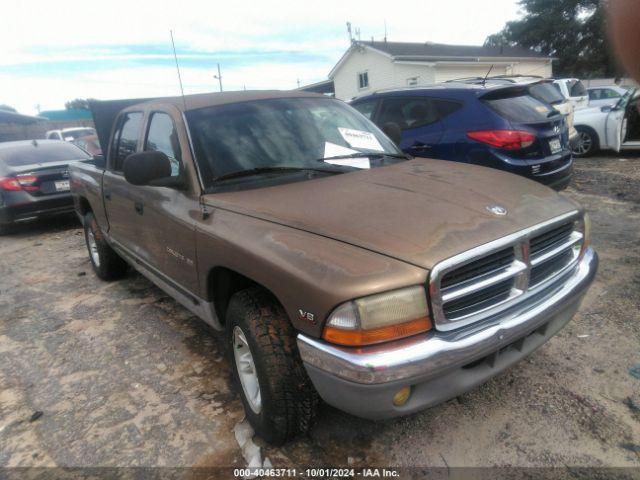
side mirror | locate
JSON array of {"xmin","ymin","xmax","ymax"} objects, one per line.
[
  {"xmin": 601, "ymin": 105, "xmax": 613, "ymax": 113},
  {"xmin": 382, "ymin": 122, "xmax": 402, "ymax": 146},
  {"xmin": 123, "ymin": 151, "xmax": 173, "ymax": 186}
]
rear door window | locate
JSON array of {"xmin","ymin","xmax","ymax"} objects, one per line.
[
  {"xmin": 377, "ymin": 97, "xmax": 461, "ymax": 130},
  {"xmin": 351, "ymin": 99, "xmax": 379, "ymax": 119},
  {"xmin": 111, "ymin": 112, "xmax": 142, "ymax": 171},
  {"xmin": 483, "ymin": 91, "xmax": 555, "ymax": 123}
]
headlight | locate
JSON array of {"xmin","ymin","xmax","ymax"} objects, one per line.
[
  {"xmin": 576, "ymin": 213, "xmax": 591, "ymax": 259},
  {"xmin": 322, "ymin": 285, "xmax": 432, "ymax": 346}
]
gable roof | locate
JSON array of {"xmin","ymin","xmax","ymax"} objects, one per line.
[
  {"xmin": 329, "ymin": 41, "xmax": 552, "ymax": 78},
  {"xmin": 362, "ymin": 41, "xmax": 549, "ymax": 60}
]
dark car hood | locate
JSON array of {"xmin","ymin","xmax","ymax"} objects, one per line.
[{"xmin": 202, "ymin": 159, "xmax": 579, "ymax": 270}]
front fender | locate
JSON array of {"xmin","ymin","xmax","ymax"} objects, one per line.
[{"xmin": 195, "ymin": 208, "xmax": 428, "ymax": 338}]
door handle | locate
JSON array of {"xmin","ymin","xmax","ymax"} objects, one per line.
[
  {"xmin": 104, "ymin": 191, "xmax": 111, "ymax": 200},
  {"xmin": 134, "ymin": 202, "xmax": 144, "ymax": 215},
  {"xmin": 411, "ymin": 143, "xmax": 432, "ymax": 152}
]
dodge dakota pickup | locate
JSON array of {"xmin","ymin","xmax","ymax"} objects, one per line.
[{"xmin": 70, "ymin": 91, "xmax": 598, "ymax": 444}]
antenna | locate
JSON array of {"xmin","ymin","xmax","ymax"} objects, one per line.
[
  {"xmin": 346, "ymin": 22, "xmax": 353, "ymax": 42},
  {"xmin": 170, "ymin": 29, "xmax": 187, "ymax": 110},
  {"xmin": 482, "ymin": 64, "xmax": 494, "ymax": 87},
  {"xmin": 384, "ymin": 19, "xmax": 387, "ymax": 42}
]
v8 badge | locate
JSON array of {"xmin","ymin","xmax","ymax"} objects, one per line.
[{"xmin": 298, "ymin": 309, "xmax": 316, "ymax": 325}]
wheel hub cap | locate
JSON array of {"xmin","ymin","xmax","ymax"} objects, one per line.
[{"xmin": 232, "ymin": 326, "xmax": 262, "ymax": 414}]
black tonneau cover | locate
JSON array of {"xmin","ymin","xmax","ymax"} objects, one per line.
[{"xmin": 89, "ymin": 98, "xmax": 155, "ymax": 156}]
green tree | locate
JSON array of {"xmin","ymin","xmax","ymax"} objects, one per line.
[
  {"xmin": 65, "ymin": 98, "xmax": 94, "ymax": 110},
  {"xmin": 485, "ymin": 0, "xmax": 620, "ymax": 78}
]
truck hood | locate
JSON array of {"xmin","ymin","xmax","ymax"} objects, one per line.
[{"xmin": 203, "ymin": 159, "xmax": 579, "ymax": 270}]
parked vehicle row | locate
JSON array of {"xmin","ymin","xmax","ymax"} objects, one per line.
[
  {"xmin": 68, "ymin": 91, "xmax": 597, "ymax": 444},
  {"xmin": 0, "ymin": 140, "xmax": 92, "ymax": 234},
  {"xmin": 352, "ymin": 80, "xmax": 574, "ymax": 190}
]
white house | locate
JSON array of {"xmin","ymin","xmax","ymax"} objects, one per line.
[{"xmin": 328, "ymin": 41, "xmax": 554, "ymax": 100}]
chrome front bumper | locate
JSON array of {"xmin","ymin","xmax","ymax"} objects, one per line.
[{"xmin": 297, "ymin": 248, "xmax": 597, "ymax": 419}]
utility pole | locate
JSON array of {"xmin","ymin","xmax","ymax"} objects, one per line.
[{"xmin": 213, "ymin": 63, "xmax": 223, "ymax": 92}]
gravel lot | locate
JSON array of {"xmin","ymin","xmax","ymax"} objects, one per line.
[{"xmin": 0, "ymin": 154, "xmax": 639, "ymax": 474}]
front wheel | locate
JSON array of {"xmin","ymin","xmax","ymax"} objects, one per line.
[
  {"xmin": 572, "ymin": 127, "xmax": 598, "ymax": 157},
  {"xmin": 83, "ymin": 212, "xmax": 128, "ymax": 280},
  {"xmin": 226, "ymin": 287, "xmax": 318, "ymax": 444}
]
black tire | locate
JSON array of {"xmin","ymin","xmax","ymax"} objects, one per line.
[
  {"xmin": 83, "ymin": 212, "xmax": 128, "ymax": 280},
  {"xmin": 226, "ymin": 286, "xmax": 318, "ymax": 444},
  {"xmin": 572, "ymin": 126, "xmax": 599, "ymax": 157},
  {"xmin": 0, "ymin": 223, "xmax": 13, "ymax": 236}
]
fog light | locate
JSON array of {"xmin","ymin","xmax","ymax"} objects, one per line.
[{"xmin": 392, "ymin": 386, "xmax": 411, "ymax": 406}]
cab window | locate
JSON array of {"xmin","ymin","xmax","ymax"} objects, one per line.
[
  {"xmin": 111, "ymin": 112, "xmax": 142, "ymax": 171},
  {"xmin": 144, "ymin": 112, "xmax": 182, "ymax": 177}
]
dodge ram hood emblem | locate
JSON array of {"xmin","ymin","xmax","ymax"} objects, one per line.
[{"xmin": 486, "ymin": 204, "xmax": 507, "ymax": 216}]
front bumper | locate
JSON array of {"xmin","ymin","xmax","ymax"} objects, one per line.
[{"xmin": 298, "ymin": 248, "xmax": 598, "ymax": 420}]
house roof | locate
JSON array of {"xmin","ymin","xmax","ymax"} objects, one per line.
[
  {"xmin": 360, "ymin": 41, "xmax": 549, "ymax": 60},
  {"xmin": 0, "ymin": 109, "xmax": 44, "ymax": 125},
  {"xmin": 329, "ymin": 40, "xmax": 552, "ymax": 79}
]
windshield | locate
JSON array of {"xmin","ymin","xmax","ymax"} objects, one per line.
[
  {"xmin": 528, "ymin": 83, "xmax": 566, "ymax": 105},
  {"xmin": 63, "ymin": 128, "xmax": 96, "ymax": 140},
  {"xmin": 186, "ymin": 97, "xmax": 402, "ymax": 188}
]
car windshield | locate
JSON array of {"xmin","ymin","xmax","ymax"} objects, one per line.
[
  {"xmin": 185, "ymin": 97, "xmax": 402, "ymax": 189},
  {"xmin": 63, "ymin": 128, "xmax": 96, "ymax": 140},
  {"xmin": 0, "ymin": 141, "xmax": 91, "ymax": 167},
  {"xmin": 528, "ymin": 83, "xmax": 566, "ymax": 105}
]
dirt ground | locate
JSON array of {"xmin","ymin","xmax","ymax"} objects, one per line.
[{"xmin": 0, "ymin": 154, "xmax": 639, "ymax": 476}]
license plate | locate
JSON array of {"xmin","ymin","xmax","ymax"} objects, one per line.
[
  {"xmin": 54, "ymin": 180, "xmax": 70, "ymax": 191},
  {"xmin": 549, "ymin": 138, "xmax": 562, "ymax": 154}
]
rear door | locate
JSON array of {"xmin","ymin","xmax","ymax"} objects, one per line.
[{"xmin": 102, "ymin": 111, "xmax": 144, "ymax": 254}]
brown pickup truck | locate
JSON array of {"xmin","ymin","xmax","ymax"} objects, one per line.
[{"xmin": 70, "ymin": 91, "xmax": 598, "ymax": 444}]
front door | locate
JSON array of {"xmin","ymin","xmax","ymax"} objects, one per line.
[{"xmin": 133, "ymin": 108, "xmax": 200, "ymax": 293}]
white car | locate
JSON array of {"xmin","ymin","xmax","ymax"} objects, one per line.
[
  {"xmin": 45, "ymin": 127, "xmax": 96, "ymax": 142},
  {"xmin": 587, "ymin": 85, "xmax": 628, "ymax": 108},
  {"xmin": 572, "ymin": 88, "xmax": 640, "ymax": 156},
  {"xmin": 553, "ymin": 78, "xmax": 589, "ymax": 110}
]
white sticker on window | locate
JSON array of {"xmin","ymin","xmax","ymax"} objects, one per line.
[{"xmin": 338, "ymin": 128, "xmax": 384, "ymax": 152}]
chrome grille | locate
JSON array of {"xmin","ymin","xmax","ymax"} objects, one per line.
[{"xmin": 429, "ymin": 212, "xmax": 584, "ymax": 331}]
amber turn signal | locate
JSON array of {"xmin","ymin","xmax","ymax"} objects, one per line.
[{"xmin": 322, "ymin": 316, "xmax": 432, "ymax": 347}]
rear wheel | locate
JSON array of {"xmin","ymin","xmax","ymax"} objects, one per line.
[
  {"xmin": 226, "ymin": 287, "xmax": 318, "ymax": 444},
  {"xmin": 572, "ymin": 127, "xmax": 598, "ymax": 157},
  {"xmin": 83, "ymin": 212, "xmax": 128, "ymax": 280}
]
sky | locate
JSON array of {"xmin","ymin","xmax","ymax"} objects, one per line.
[{"xmin": 0, "ymin": 0, "xmax": 521, "ymax": 115}]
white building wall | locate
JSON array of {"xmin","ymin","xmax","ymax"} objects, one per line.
[
  {"xmin": 331, "ymin": 47, "xmax": 555, "ymax": 99},
  {"xmin": 434, "ymin": 64, "xmax": 507, "ymax": 83},
  {"xmin": 332, "ymin": 48, "xmax": 436, "ymax": 100},
  {"xmin": 510, "ymin": 60, "xmax": 553, "ymax": 77}
]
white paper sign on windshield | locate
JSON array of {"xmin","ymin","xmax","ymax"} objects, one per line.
[
  {"xmin": 323, "ymin": 142, "xmax": 358, "ymax": 158},
  {"xmin": 338, "ymin": 127, "xmax": 384, "ymax": 152},
  {"xmin": 322, "ymin": 142, "xmax": 370, "ymax": 169}
]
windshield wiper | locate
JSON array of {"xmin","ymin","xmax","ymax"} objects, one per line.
[
  {"xmin": 214, "ymin": 166, "xmax": 346, "ymax": 182},
  {"xmin": 317, "ymin": 152, "xmax": 410, "ymax": 162}
]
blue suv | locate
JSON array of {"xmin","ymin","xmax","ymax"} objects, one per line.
[{"xmin": 350, "ymin": 83, "xmax": 573, "ymax": 190}]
